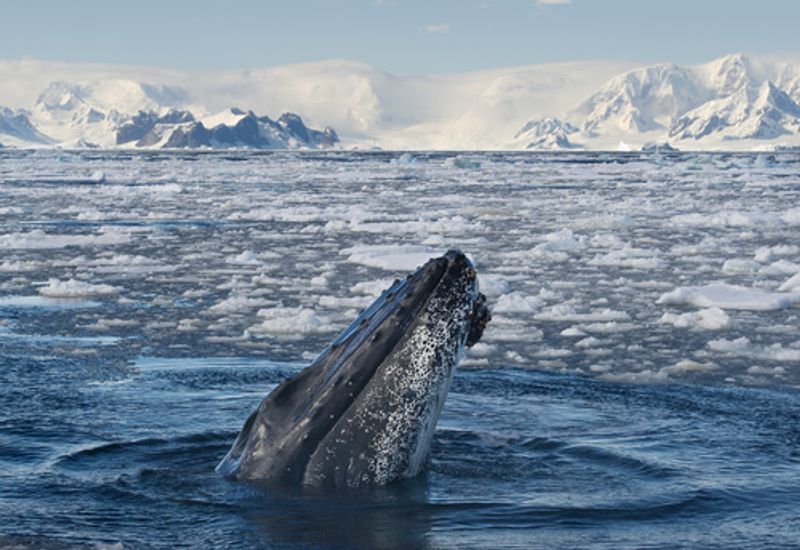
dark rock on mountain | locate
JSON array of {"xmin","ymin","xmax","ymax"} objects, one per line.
[{"xmin": 115, "ymin": 107, "xmax": 338, "ymax": 149}]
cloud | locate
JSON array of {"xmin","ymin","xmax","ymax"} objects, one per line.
[
  {"xmin": 536, "ymin": 0, "xmax": 571, "ymax": 4},
  {"xmin": 423, "ymin": 23, "xmax": 450, "ymax": 34}
]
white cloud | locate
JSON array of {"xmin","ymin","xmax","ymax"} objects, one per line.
[
  {"xmin": 423, "ymin": 23, "xmax": 450, "ymax": 34},
  {"xmin": 537, "ymin": 0, "xmax": 571, "ymax": 4}
]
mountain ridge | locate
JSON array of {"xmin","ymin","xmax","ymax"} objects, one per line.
[{"xmin": 1, "ymin": 53, "xmax": 799, "ymax": 150}]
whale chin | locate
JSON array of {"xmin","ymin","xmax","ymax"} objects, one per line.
[{"xmin": 216, "ymin": 249, "xmax": 490, "ymax": 488}]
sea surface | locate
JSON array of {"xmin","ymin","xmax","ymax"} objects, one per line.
[{"xmin": 1, "ymin": 149, "xmax": 799, "ymax": 548}]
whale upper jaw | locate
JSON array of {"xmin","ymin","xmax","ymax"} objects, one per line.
[{"xmin": 216, "ymin": 249, "xmax": 489, "ymax": 488}]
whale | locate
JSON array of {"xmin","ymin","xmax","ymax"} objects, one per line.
[{"xmin": 216, "ymin": 250, "xmax": 490, "ymax": 488}]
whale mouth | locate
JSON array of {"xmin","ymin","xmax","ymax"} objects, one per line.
[{"xmin": 217, "ymin": 249, "xmax": 489, "ymax": 485}]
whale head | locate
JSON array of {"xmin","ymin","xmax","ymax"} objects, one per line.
[{"xmin": 216, "ymin": 249, "xmax": 490, "ymax": 488}]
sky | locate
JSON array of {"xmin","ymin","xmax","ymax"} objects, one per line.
[{"xmin": 3, "ymin": 0, "xmax": 799, "ymax": 74}]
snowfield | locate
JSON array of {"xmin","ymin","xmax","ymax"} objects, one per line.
[{"xmin": 0, "ymin": 149, "xmax": 799, "ymax": 388}]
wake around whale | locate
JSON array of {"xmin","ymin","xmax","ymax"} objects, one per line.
[{"xmin": 216, "ymin": 250, "xmax": 490, "ymax": 488}]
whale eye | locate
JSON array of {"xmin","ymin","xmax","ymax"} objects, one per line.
[{"xmin": 465, "ymin": 267, "xmax": 476, "ymax": 281}]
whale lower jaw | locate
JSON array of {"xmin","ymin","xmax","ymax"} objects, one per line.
[{"xmin": 301, "ymin": 303, "xmax": 469, "ymax": 488}]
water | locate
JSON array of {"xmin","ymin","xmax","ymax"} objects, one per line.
[{"xmin": 1, "ymin": 150, "xmax": 799, "ymax": 548}]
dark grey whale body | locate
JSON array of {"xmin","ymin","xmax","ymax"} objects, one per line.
[{"xmin": 217, "ymin": 250, "xmax": 490, "ymax": 488}]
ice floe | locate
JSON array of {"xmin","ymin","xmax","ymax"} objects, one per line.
[
  {"xmin": 778, "ymin": 272, "xmax": 800, "ymax": 292},
  {"xmin": 340, "ymin": 244, "xmax": 443, "ymax": 271},
  {"xmin": 658, "ymin": 307, "xmax": 730, "ymax": 330},
  {"xmin": 657, "ymin": 283, "xmax": 800, "ymax": 311},
  {"xmin": 38, "ymin": 278, "xmax": 120, "ymax": 298},
  {"xmin": 246, "ymin": 306, "xmax": 335, "ymax": 338},
  {"xmin": 0, "ymin": 228, "xmax": 130, "ymax": 249},
  {"xmin": 707, "ymin": 337, "xmax": 800, "ymax": 362},
  {"xmin": 534, "ymin": 304, "xmax": 630, "ymax": 322}
]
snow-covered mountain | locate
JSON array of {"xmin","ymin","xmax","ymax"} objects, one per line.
[
  {"xmin": 555, "ymin": 53, "xmax": 800, "ymax": 149},
  {"xmin": 115, "ymin": 108, "xmax": 337, "ymax": 149},
  {"xmin": 1, "ymin": 53, "xmax": 799, "ymax": 150},
  {"xmin": 669, "ymin": 81, "xmax": 800, "ymax": 140},
  {"xmin": 511, "ymin": 118, "xmax": 580, "ymax": 149},
  {"xmin": 0, "ymin": 107, "xmax": 53, "ymax": 146}
]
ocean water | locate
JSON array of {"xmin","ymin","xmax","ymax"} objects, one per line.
[{"xmin": 1, "ymin": 149, "xmax": 799, "ymax": 548}]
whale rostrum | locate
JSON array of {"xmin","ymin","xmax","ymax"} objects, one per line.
[{"xmin": 216, "ymin": 250, "xmax": 490, "ymax": 488}]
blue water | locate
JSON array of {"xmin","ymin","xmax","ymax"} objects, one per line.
[
  {"xmin": 2, "ymin": 354, "xmax": 799, "ymax": 548},
  {"xmin": 2, "ymin": 150, "xmax": 800, "ymax": 548}
]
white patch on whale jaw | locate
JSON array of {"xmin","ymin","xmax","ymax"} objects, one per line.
[{"xmin": 363, "ymin": 281, "xmax": 475, "ymax": 487}]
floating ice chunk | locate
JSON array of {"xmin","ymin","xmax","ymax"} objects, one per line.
[
  {"xmin": 746, "ymin": 365, "xmax": 786, "ymax": 376},
  {"xmin": 708, "ymin": 336, "xmax": 751, "ymax": 353},
  {"xmin": 659, "ymin": 307, "xmax": 730, "ymax": 330},
  {"xmin": 83, "ymin": 318, "xmax": 138, "ymax": 331},
  {"xmin": 504, "ymin": 351, "xmax": 525, "ymax": 363},
  {"xmin": 778, "ymin": 272, "xmax": 800, "ymax": 292},
  {"xmin": 208, "ymin": 295, "xmax": 273, "ymax": 314},
  {"xmin": 754, "ymin": 244, "xmax": 799, "ymax": 263},
  {"xmin": 0, "ymin": 295, "xmax": 99, "ymax": 308},
  {"xmin": 177, "ymin": 319, "xmax": 201, "ymax": 332},
  {"xmin": 350, "ymin": 278, "xmax": 396, "ymax": 296},
  {"xmin": 601, "ymin": 369, "xmax": 669, "ymax": 384},
  {"xmin": 534, "ymin": 229, "xmax": 586, "ymax": 253},
  {"xmin": 560, "ymin": 326, "xmax": 587, "ymax": 337},
  {"xmin": 588, "ymin": 248, "xmax": 664, "ymax": 270},
  {"xmin": 318, "ymin": 295, "xmax": 372, "ymax": 309},
  {"xmin": 467, "ymin": 342, "xmax": 495, "ymax": 357},
  {"xmin": 782, "ymin": 208, "xmax": 800, "ymax": 225},
  {"xmin": 708, "ymin": 337, "xmax": 800, "ymax": 361},
  {"xmin": 575, "ymin": 336, "xmax": 604, "ymax": 348},
  {"xmin": 38, "ymin": 278, "xmax": 120, "ymax": 298},
  {"xmin": 445, "ymin": 155, "xmax": 481, "ymax": 169},
  {"xmin": 228, "ymin": 250, "xmax": 261, "ymax": 265},
  {"xmin": 251, "ymin": 273, "xmax": 282, "ymax": 286},
  {"xmin": 657, "ymin": 283, "xmax": 800, "ymax": 311},
  {"xmin": 247, "ymin": 306, "xmax": 334, "ymax": 337},
  {"xmin": 661, "ymin": 360, "xmax": 719, "ymax": 375},
  {"xmin": 589, "ymin": 363, "xmax": 613, "ymax": 373},
  {"xmin": 481, "ymin": 318, "xmax": 543, "ymax": 342},
  {"xmin": 0, "ymin": 228, "xmax": 130, "ymax": 249},
  {"xmin": 535, "ymin": 348, "xmax": 573, "ymax": 358},
  {"xmin": 589, "ymin": 233, "xmax": 626, "ymax": 249},
  {"xmin": 216, "ymin": 277, "xmax": 252, "ymax": 291},
  {"xmin": 390, "ymin": 153, "xmax": 417, "ymax": 165},
  {"xmin": 670, "ymin": 236, "xmax": 722, "ymax": 257},
  {"xmin": 670, "ymin": 211, "xmax": 777, "ymax": 228},
  {"xmin": 0, "ymin": 260, "xmax": 41, "ymax": 272},
  {"xmin": 760, "ymin": 260, "xmax": 800, "ymax": 276},
  {"xmin": 342, "ymin": 216, "xmax": 478, "ymax": 236},
  {"xmin": 493, "ymin": 291, "xmax": 544, "ymax": 313},
  {"xmin": 722, "ymin": 259, "xmax": 760, "ymax": 274},
  {"xmin": 478, "ymin": 274, "xmax": 513, "ymax": 298},
  {"xmin": 88, "ymin": 254, "xmax": 171, "ymax": 274},
  {"xmin": 340, "ymin": 244, "xmax": 443, "ymax": 271},
  {"xmin": 578, "ymin": 321, "xmax": 637, "ymax": 333},
  {"xmin": 535, "ymin": 304, "xmax": 630, "ymax": 322}
]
